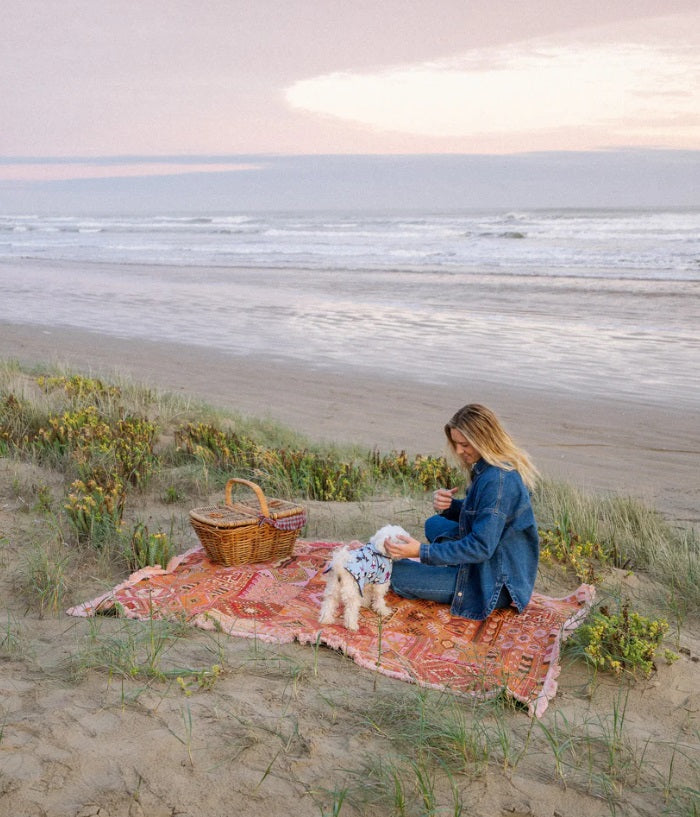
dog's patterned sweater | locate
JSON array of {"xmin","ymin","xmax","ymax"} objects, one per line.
[{"xmin": 328, "ymin": 545, "xmax": 392, "ymax": 596}]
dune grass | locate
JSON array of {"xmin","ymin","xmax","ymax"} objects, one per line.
[
  {"xmin": 534, "ymin": 478, "xmax": 699, "ymax": 614},
  {"xmin": 312, "ymin": 682, "xmax": 699, "ymax": 816}
]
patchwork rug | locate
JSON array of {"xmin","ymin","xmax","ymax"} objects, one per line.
[{"xmin": 67, "ymin": 540, "xmax": 595, "ymax": 717}]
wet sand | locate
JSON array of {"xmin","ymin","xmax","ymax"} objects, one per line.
[{"xmin": 1, "ymin": 321, "xmax": 697, "ymax": 523}]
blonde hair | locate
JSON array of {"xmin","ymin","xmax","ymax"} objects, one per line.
[{"xmin": 444, "ymin": 403, "xmax": 539, "ymax": 491}]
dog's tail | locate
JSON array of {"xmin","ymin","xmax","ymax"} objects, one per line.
[{"xmin": 323, "ymin": 544, "xmax": 351, "ymax": 574}]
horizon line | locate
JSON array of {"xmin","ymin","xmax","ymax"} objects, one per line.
[{"xmin": 1, "ymin": 147, "xmax": 699, "ymax": 165}]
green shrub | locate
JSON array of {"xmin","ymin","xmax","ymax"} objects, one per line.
[
  {"xmin": 64, "ymin": 478, "xmax": 125, "ymax": 547},
  {"xmin": 34, "ymin": 407, "xmax": 158, "ymax": 488},
  {"xmin": 174, "ymin": 424, "xmax": 458, "ymax": 500},
  {"xmin": 573, "ymin": 600, "xmax": 669, "ymax": 677},
  {"xmin": 126, "ymin": 522, "xmax": 176, "ymax": 570},
  {"xmin": 539, "ymin": 520, "xmax": 611, "ymax": 582},
  {"xmin": 0, "ymin": 393, "xmax": 44, "ymax": 452},
  {"xmin": 370, "ymin": 449, "xmax": 461, "ymax": 491},
  {"xmin": 174, "ymin": 421, "xmax": 264, "ymax": 470},
  {"xmin": 36, "ymin": 374, "xmax": 121, "ymax": 404}
]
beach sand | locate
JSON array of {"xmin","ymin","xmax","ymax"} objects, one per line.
[
  {"xmin": 1, "ymin": 320, "xmax": 699, "ymax": 817},
  {"xmin": 1, "ymin": 321, "xmax": 698, "ymax": 523}
]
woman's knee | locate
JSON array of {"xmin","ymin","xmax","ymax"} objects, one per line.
[
  {"xmin": 389, "ymin": 558, "xmax": 417, "ymax": 595},
  {"xmin": 390, "ymin": 559, "xmax": 458, "ymax": 604},
  {"xmin": 424, "ymin": 514, "xmax": 459, "ymax": 543}
]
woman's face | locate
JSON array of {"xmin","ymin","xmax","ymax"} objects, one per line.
[{"xmin": 449, "ymin": 428, "xmax": 481, "ymax": 466}]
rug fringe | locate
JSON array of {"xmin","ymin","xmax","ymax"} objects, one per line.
[{"xmin": 526, "ymin": 583, "xmax": 596, "ymax": 717}]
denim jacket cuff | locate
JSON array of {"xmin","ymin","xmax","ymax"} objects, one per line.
[{"xmin": 419, "ymin": 542, "xmax": 431, "ymax": 563}]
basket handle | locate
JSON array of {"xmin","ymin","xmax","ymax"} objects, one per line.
[{"xmin": 224, "ymin": 478, "xmax": 270, "ymax": 517}]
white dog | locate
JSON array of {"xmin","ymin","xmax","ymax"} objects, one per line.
[{"xmin": 318, "ymin": 524, "xmax": 410, "ymax": 631}]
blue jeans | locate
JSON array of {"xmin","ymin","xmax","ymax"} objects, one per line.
[{"xmin": 390, "ymin": 515, "xmax": 512, "ymax": 609}]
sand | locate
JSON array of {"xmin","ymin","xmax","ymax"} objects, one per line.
[
  {"xmin": 1, "ymin": 321, "xmax": 698, "ymax": 524},
  {"xmin": 1, "ymin": 321, "xmax": 699, "ymax": 817}
]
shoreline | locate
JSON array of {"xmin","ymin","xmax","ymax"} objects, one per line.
[
  {"xmin": 1, "ymin": 321, "xmax": 698, "ymax": 524},
  {"xmin": 2, "ymin": 257, "xmax": 699, "ymax": 412}
]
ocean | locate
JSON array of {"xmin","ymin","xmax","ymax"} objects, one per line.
[{"xmin": 1, "ymin": 208, "xmax": 698, "ymax": 409}]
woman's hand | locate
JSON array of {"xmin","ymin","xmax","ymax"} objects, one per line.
[
  {"xmin": 433, "ymin": 486, "xmax": 458, "ymax": 512},
  {"xmin": 385, "ymin": 534, "xmax": 421, "ymax": 560}
]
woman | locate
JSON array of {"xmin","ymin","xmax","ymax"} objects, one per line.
[{"xmin": 386, "ymin": 403, "xmax": 540, "ymax": 620}]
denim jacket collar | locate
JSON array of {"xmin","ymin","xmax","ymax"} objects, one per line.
[{"xmin": 470, "ymin": 458, "xmax": 488, "ymax": 478}]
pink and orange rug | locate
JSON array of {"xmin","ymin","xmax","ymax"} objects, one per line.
[{"xmin": 68, "ymin": 540, "xmax": 594, "ymax": 717}]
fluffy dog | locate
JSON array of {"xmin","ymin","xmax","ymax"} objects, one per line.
[{"xmin": 318, "ymin": 524, "xmax": 409, "ymax": 631}]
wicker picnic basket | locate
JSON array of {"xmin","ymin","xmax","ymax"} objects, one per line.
[{"xmin": 189, "ymin": 478, "xmax": 306, "ymax": 566}]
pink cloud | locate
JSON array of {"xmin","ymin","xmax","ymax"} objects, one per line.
[{"xmin": 0, "ymin": 162, "xmax": 262, "ymax": 183}]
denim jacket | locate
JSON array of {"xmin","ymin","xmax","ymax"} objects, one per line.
[{"xmin": 419, "ymin": 459, "xmax": 539, "ymax": 620}]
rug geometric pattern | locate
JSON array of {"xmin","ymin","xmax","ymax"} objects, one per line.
[{"xmin": 67, "ymin": 540, "xmax": 595, "ymax": 717}]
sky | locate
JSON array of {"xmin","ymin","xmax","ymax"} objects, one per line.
[{"xmin": 1, "ymin": 0, "xmax": 699, "ymax": 210}]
